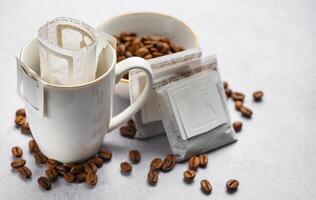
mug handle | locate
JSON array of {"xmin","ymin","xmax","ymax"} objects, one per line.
[{"xmin": 107, "ymin": 57, "xmax": 153, "ymax": 132}]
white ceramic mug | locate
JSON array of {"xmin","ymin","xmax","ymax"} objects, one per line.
[{"xmin": 16, "ymin": 34, "xmax": 153, "ymax": 163}]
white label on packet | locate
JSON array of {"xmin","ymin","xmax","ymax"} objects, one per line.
[{"xmin": 167, "ymin": 71, "xmax": 227, "ymax": 140}]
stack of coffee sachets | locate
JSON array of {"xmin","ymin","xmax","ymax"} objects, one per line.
[{"xmin": 129, "ymin": 54, "xmax": 236, "ymax": 161}]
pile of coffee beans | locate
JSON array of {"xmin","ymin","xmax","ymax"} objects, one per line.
[
  {"xmin": 147, "ymin": 154, "xmax": 176, "ymax": 185},
  {"xmin": 224, "ymin": 81, "xmax": 264, "ymax": 133},
  {"xmin": 115, "ymin": 32, "xmax": 185, "ymax": 79},
  {"xmin": 11, "ymin": 146, "xmax": 32, "ymax": 179}
]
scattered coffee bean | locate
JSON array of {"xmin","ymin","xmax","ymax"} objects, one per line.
[
  {"xmin": 240, "ymin": 106, "xmax": 253, "ymax": 118},
  {"xmin": 46, "ymin": 159, "xmax": 59, "ymax": 168},
  {"xmin": 120, "ymin": 162, "xmax": 132, "ymax": 174},
  {"xmin": 45, "ymin": 168, "xmax": 58, "ymax": 181},
  {"xmin": 225, "ymin": 88, "xmax": 232, "ymax": 98},
  {"xmin": 161, "ymin": 155, "xmax": 176, "ymax": 172},
  {"xmin": 63, "ymin": 163, "xmax": 76, "ymax": 169},
  {"xmin": 86, "ymin": 173, "xmax": 98, "ymax": 186},
  {"xmin": 223, "ymin": 81, "xmax": 228, "ymax": 89},
  {"xmin": 99, "ymin": 148, "xmax": 112, "ymax": 161},
  {"xmin": 198, "ymin": 154, "xmax": 208, "ymax": 168},
  {"xmin": 188, "ymin": 156, "xmax": 200, "ymax": 171},
  {"xmin": 76, "ymin": 172, "xmax": 87, "ymax": 183},
  {"xmin": 150, "ymin": 157, "xmax": 163, "ymax": 171},
  {"xmin": 28, "ymin": 139, "xmax": 39, "ymax": 153},
  {"xmin": 38, "ymin": 176, "xmax": 51, "ymax": 190},
  {"xmin": 34, "ymin": 152, "xmax": 48, "ymax": 164},
  {"xmin": 235, "ymin": 101, "xmax": 243, "ymax": 111},
  {"xmin": 129, "ymin": 150, "xmax": 141, "ymax": 164},
  {"xmin": 253, "ymin": 90, "xmax": 264, "ymax": 102},
  {"xmin": 11, "ymin": 146, "xmax": 23, "ymax": 158},
  {"xmin": 88, "ymin": 156, "xmax": 103, "ymax": 168},
  {"xmin": 11, "ymin": 159, "xmax": 26, "ymax": 168},
  {"xmin": 147, "ymin": 170, "xmax": 158, "ymax": 186},
  {"xmin": 64, "ymin": 172, "xmax": 75, "ymax": 183},
  {"xmin": 16, "ymin": 108, "xmax": 26, "ymax": 117},
  {"xmin": 17, "ymin": 166, "xmax": 32, "ymax": 179},
  {"xmin": 200, "ymin": 179, "xmax": 212, "ymax": 194},
  {"xmin": 231, "ymin": 92, "xmax": 245, "ymax": 101},
  {"xmin": 120, "ymin": 126, "xmax": 136, "ymax": 138},
  {"xmin": 183, "ymin": 170, "xmax": 196, "ymax": 182},
  {"xmin": 233, "ymin": 121, "xmax": 243, "ymax": 132},
  {"xmin": 15, "ymin": 115, "xmax": 26, "ymax": 126},
  {"xmin": 70, "ymin": 164, "xmax": 85, "ymax": 174},
  {"xmin": 21, "ymin": 121, "xmax": 31, "ymax": 134},
  {"xmin": 84, "ymin": 162, "xmax": 97, "ymax": 174},
  {"xmin": 226, "ymin": 179, "xmax": 239, "ymax": 191},
  {"xmin": 127, "ymin": 119, "xmax": 136, "ymax": 130},
  {"xmin": 55, "ymin": 165, "xmax": 67, "ymax": 176}
]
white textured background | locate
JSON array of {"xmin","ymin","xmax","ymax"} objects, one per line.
[{"xmin": 0, "ymin": 0, "xmax": 315, "ymax": 199}]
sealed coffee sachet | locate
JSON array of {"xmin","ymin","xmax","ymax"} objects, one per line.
[
  {"xmin": 129, "ymin": 48, "xmax": 202, "ymax": 138},
  {"xmin": 154, "ymin": 55, "xmax": 236, "ymax": 161},
  {"xmin": 38, "ymin": 17, "xmax": 113, "ymax": 85}
]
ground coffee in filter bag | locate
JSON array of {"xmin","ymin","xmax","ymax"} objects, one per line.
[
  {"xmin": 129, "ymin": 49, "xmax": 202, "ymax": 138},
  {"xmin": 154, "ymin": 55, "xmax": 236, "ymax": 161}
]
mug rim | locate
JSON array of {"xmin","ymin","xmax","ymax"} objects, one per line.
[{"xmin": 20, "ymin": 38, "xmax": 117, "ymax": 89}]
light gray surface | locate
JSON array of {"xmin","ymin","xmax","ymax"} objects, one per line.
[{"xmin": 0, "ymin": 0, "xmax": 315, "ymax": 199}]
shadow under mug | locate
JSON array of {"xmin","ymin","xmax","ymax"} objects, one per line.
[{"xmin": 16, "ymin": 35, "xmax": 153, "ymax": 163}]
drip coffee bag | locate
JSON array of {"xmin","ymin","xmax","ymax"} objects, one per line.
[{"xmin": 154, "ymin": 55, "xmax": 236, "ymax": 160}]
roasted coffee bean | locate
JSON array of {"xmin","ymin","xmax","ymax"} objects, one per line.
[
  {"xmin": 17, "ymin": 166, "xmax": 32, "ymax": 179},
  {"xmin": 117, "ymin": 56, "xmax": 126, "ymax": 62},
  {"xmin": 240, "ymin": 106, "xmax": 253, "ymax": 118},
  {"xmin": 188, "ymin": 156, "xmax": 200, "ymax": 171},
  {"xmin": 84, "ymin": 162, "xmax": 97, "ymax": 174},
  {"xmin": 226, "ymin": 179, "xmax": 239, "ymax": 191},
  {"xmin": 200, "ymin": 179, "xmax": 212, "ymax": 194},
  {"xmin": 16, "ymin": 108, "xmax": 26, "ymax": 117},
  {"xmin": 76, "ymin": 172, "xmax": 87, "ymax": 183},
  {"xmin": 223, "ymin": 81, "xmax": 228, "ymax": 89},
  {"xmin": 34, "ymin": 152, "xmax": 47, "ymax": 164},
  {"xmin": 21, "ymin": 122, "xmax": 31, "ymax": 134},
  {"xmin": 117, "ymin": 44, "xmax": 126, "ymax": 56},
  {"xmin": 99, "ymin": 148, "xmax": 112, "ymax": 161},
  {"xmin": 120, "ymin": 162, "xmax": 132, "ymax": 174},
  {"xmin": 38, "ymin": 176, "xmax": 51, "ymax": 190},
  {"xmin": 161, "ymin": 156, "xmax": 176, "ymax": 172},
  {"xmin": 231, "ymin": 92, "xmax": 245, "ymax": 101},
  {"xmin": 45, "ymin": 168, "xmax": 58, "ymax": 181},
  {"xmin": 129, "ymin": 150, "xmax": 141, "ymax": 164},
  {"xmin": 198, "ymin": 154, "xmax": 208, "ymax": 167},
  {"xmin": 150, "ymin": 158, "xmax": 163, "ymax": 171},
  {"xmin": 11, "ymin": 159, "xmax": 26, "ymax": 168},
  {"xmin": 70, "ymin": 164, "xmax": 84, "ymax": 174},
  {"xmin": 63, "ymin": 163, "xmax": 76, "ymax": 169},
  {"xmin": 152, "ymin": 52, "xmax": 163, "ymax": 58},
  {"xmin": 253, "ymin": 90, "xmax": 264, "ymax": 102},
  {"xmin": 225, "ymin": 88, "xmax": 232, "ymax": 98},
  {"xmin": 120, "ymin": 126, "xmax": 136, "ymax": 138},
  {"xmin": 235, "ymin": 101, "xmax": 243, "ymax": 111},
  {"xmin": 183, "ymin": 170, "xmax": 196, "ymax": 182},
  {"xmin": 64, "ymin": 172, "xmax": 75, "ymax": 183},
  {"xmin": 135, "ymin": 47, "xmax": 150, "ymax": 57},
  {"xmin": 15, "ymin": 115, "xmax": 26, "ymax": 126},
  {"xmin": 86, "ymin": 173, "xmax": 98, "ymax": 186},
  {"xmin": 46, "ymin": 159, "xmax": 59, "ymax": 168},
  {"xmin": 147, "ymin": 171, "xmax": 158, "ymax": 185},
  {"xmin": 11, "ymin": 146, "xmax": 23, "ymax": 158},
  {"xmin": 233, "ymin": 121, "xmax": 243, "ymax": 132},
  {"xmin": 144, "ymin": 54, "xmax": 153, "ymax": 59},
  {"xmin": 28, "ymin": 139, "xmax": 39, "ymax": 153},
  {"xmin": 55, "ymin": 165, "xmax": 67, "ymax": 176},
  {"xmin": 88, "ymin": 156, "xmax": 103, "ymax": 168}
]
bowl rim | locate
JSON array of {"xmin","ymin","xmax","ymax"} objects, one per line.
[{"xmin": 97, "ymin": 11, "xmax": 200, "ymax": 84}]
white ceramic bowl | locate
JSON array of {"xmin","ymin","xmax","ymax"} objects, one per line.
[{"xmin": 97, "ymin": 12, "xmax": 200, "ymax": 97}]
